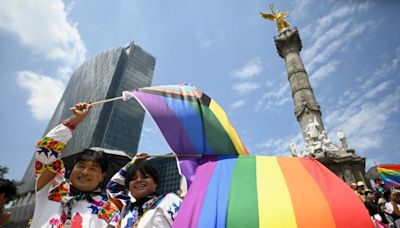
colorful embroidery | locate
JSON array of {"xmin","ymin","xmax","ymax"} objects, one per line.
[
  {"xmin": 98, "ymin": 202, "xmax": 119, "ymax": 222},
  {"xmin": 35, "ymin": 160, "xmax": 45, "ymax": 175},
  {"xmin": 167, "ymin": 201, "xmax": 182, "ymax": 221},
  {"xmin": 49, "ymin": 217, "xmax": 64, "ymax": 228},
  {"xmin": 124, "ymin": 195, "xmax": 167, "ymax": 227},
  {"xmin": 35, "ymin": 160, "xmax": 65, "ymax": 177},
  {"xmin": 48, "ymin": 182, "xmax": 70, "ymax": 202},
  {"xmin": 36, "ymin": 137, "xmax": 66, "ymax": 158},
  {"xmin": 37, "ymin": 137, "xmax": 66, "ymax": 152},
  {"xmin": 71, "ymin": 213, "xmax": 83, "ymax": 228},
  {"xmin": 88, "ymin": 199, "xmax": 105, "ymax": 215}
]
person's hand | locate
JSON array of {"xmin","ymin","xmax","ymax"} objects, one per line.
[
  {"xmin": 0, "ymin": 212, "xmax": 12, "ymax": 226},
  {"xmin": 69, "ymin": 101, "xmax": 92, "ymax": 126},
  {"xmin": 131, "ymin": 153, "xmax": 149, "ymax": 165}
]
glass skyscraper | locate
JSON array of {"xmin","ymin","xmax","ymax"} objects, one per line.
[{"xmin": 8, "ymin": 42, "xmax": 155, "ymax": 227}]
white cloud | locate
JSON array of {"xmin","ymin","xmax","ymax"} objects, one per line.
[
  {"xmin": 143, "ymin": 126, "xmax": 158, "ymax": 134},
  {"xmin": 0, "ymin": 0, "xmax": 87, "ymax": 120},
  {"xmin": 309, "ymin": 60, "xmax": 339, "ymax": 86},
  {"xmin": 232, "ymin": 82, "xmax": 260, "ymax": 95},
  {"xmin": 0, "ymin": 0, "xmax": 86, "ymax": 67},
  {"xmin": 326, "ymin": 86, "xmax": 400, "ymax": 151},
  {"xmin": 230, "ymin": 100, "xmax": 245, "ymax": 110},
  {"xmin": 324, "ymin": 47, "xmax": 400, "ymax": 153},
  {"xmin": 291, "ymin": 0, "xmax": 315, "ymax": 20},
  {"xmin": 255, "ymin": 82, "xmax": 290, "ymax": 111},
  {"xmin": 312, "ymin": 1, "xmax": 373, "ymax": 39},
  {"xmin": 303, "ymin": 20, "xmax": 352, "ymax": 63},
  {"xmin": 16, "ymin": 71, "xmax": 65, "ymax": 120},
  {"xmin": 359, "ymin": 47, "xmax": 400, "ymax": 89},
  {"xmin": 255, "ymin": 133, "xmax": 303, "ymax": 156},
  {"xmin": 232, "ymin": 58, "xmax": 263, "ymax": 80},
  {"xmin": 195, "ymin": 30, "xmax": 223, "ymax": 49},
  {"xmin": 365, "ymin": 80, "xmax": 392, "ymax": 98},
  {"xmin": 306, "ymin": 20, "xmax": 377, "ymax": 73}
]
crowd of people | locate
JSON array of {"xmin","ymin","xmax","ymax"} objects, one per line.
[{"xmin": 352, "ymin": 180, "xmax": 400, "ymax": 228}]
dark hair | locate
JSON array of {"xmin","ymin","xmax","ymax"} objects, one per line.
[
  {"xmin": 75, "ymin": 149, "xmax": 108, "ymax": 173},
  {"xmin": 125, "ymin": 162, "xmax": 159, "ymax": 189},
  {"xmin": 0, "ymin": 178, "xmax": 17, "ymax": 203},
  {"xmin": 383, "ymin": 190, "xmax": 392, "ymax": 201}
]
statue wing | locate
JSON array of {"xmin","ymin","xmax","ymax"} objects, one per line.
[
  {"xmin": 260, "ymin": 13, "xmax": 276, "ymax": 21},
  {"xmin": 281, "ymin": 12, "xmax": 289, "ymax": 17}
]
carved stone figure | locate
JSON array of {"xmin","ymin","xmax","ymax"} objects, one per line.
[
  {"xmin": 337, "ymin": 130, "xmax": 349, "ymax": 149},
  {"xmin": 305, "ymin": 117, "xmax": 321, "ymax": 140},
  {"xmin": 289, "ymin": 142, "xmax": 298, "ymax": 157}
]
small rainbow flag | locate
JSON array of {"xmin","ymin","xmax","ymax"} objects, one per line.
[
  {"xmin": 126, "ymin": 83, "xmax": 248, "ymax": 156},
  {"xmin": 173, "ymin": 156, "xmax": 373, "ymax": 228},
  {"xmin": 377, "ymin": 164, "xmax": 400, "ymax": 188}
]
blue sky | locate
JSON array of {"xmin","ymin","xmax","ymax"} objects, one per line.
[{"xmin": 0, "ymin": 0, "xmax": 399, "ymax": 181}]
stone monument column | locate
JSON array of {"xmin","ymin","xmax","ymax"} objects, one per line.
[
  {"xmin": 260, "ymin": 5, "xmax": 370, "ymax": 187},
  {"xmin": 274, "ymin": 29, "xmax": 325, "ymax": 140}
]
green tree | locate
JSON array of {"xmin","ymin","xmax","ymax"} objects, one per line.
[{"xmin": 0, "ymin": 165, "xmax": 9, "ymax": 179}]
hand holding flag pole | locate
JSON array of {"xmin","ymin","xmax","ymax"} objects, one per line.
[{"xmin": 69, "ymin": 91, "xmax": 134, "ymax": 110}]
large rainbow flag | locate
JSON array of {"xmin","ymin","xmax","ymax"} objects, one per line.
[
  {"xmin": 173, "ymin": 156, "xmax": 373, "ymax": 228},
  {"xmin": 126, "ymin": 84, "xmax": 373, "ymax": 227},
  {"xmin": 126, "ymin": 83, "xmax": 248, "ymax": 156},
  {"xmin": 377, "ymin": 164, "xmax": 400, "ymax": 188}
]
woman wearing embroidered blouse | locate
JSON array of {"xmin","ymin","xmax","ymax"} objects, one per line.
[{"xmin": 107, "ymin": 153, "xmax": 182, "ymax": 227}]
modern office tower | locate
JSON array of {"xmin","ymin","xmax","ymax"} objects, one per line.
[
  {"xmin": 8, "ymin": 42, "xmax": 155, "ymax": 227},
  {"xmin": 147, "ymin": 156, "xmax": 182, "ymax": 194}
]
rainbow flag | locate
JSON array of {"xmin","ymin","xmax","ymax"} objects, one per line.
[
  {"xmin": 127, "ymin": 83, "xmax": 248, "ymax": 156},
  {"xmin": 173, "ymin": 156, "xmax": 373, "ymax": 228},
  {"xmin": 377, "ymin": 164, "xmax": 400, "ymax": 188}
]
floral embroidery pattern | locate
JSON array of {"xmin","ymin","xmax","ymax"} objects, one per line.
[
  {"xmin": 36, "ymin": 137, "xmax": 66, "ymax": 158},
  {"xmin": 88, "ymin": 199, "xmax": 105, "ymax": 215},
  {"xmin": 35, "ymin": 137, "xmax": 66, "ymax": 177},
  {"xmin": 49, "ymin": 217, "xmax": 64, "ymax": 228},
  {"xmin": 98, "ymin": 201, "xmax": 119, "ymax": 222},
  {"xmin": 35, "ymin": 160, "xmax": 65, "ymax": 177},
  {"xmin": 71, "ymin": 213, "xmax": 83, "ymax": 228},
  {"xmin": 48, "ymin": 182, "xmax": 70, "ymax": 202}
]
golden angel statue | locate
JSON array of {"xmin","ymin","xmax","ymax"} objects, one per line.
[{"xmin": 260, "ymin": 4, "xmax": 290, "ymax": 32}]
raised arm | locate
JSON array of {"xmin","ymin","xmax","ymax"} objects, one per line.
[{"xmin": 35, "ymin": 102, "xmax": 92, "ymax": 191}]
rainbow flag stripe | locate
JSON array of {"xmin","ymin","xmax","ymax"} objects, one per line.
[
  {"xmin": 129, "ymin": 84, "xmax": 248, "ymax": 156},
  {"xmin": 173, "ymin": 156, "xmax": 373, "ymax": 228},
  {"xmin": 377, "ymin": 164, "xmax": 400, "ymax": 188}
]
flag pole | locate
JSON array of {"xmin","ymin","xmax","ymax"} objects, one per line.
[{"xmin": 69, "ymin": 96, "xmax": 123, "ymax": 110}]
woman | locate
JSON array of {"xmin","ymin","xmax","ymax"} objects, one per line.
[{"xmin": 107, "ymin": 153, "xmax": 182, "ymax": 227}]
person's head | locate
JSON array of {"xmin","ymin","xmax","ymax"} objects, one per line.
[
  {"xmin": 125, "ymin": 162, "xmax": 159, "ymax": 200},
  {"xmin": 374, "ymin": 179, "xmax": 382, "ymax": 185},
  {"xmin": 378, "ymin": 198, "xmax": 386, "ymax": 211},
  {"xmin": 0, "ymin": 178, "xmax": 17, "ymax": 207},
  {"xmin": 391, "ymin": 190, "xmax": 400, "ymax": 203},
  {"xmin": 350, "ymin": 182, "xmax": 357, "ymax": 190},
  {"xmin": 356, "ymin": 181, "xmax": 365, "ymax": 193},
  {"xmin": 365, "ymin": 189, "xmax": 375, "ymax": 202},
  {"xmin": 70, "ymin": 149, "xmax": 108, "ymax": 192},
  {"xmin": 383, "ymin": 189, "xmax": 392, "ymax": 201}
]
